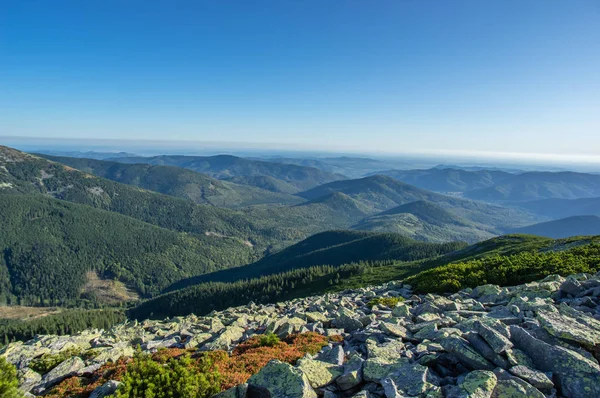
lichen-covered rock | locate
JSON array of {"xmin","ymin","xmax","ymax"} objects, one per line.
[
  {"xmin": 336, "ymin": 354, "xmax": 364, "ymax": 391},
  {"xmin": 392, "ymin": 303, "xmax": 411, "ymax": 318},
  {"xmin": 465, "ymin": 332, "xmax": 510, "ymax": 369},
  {"xmin": 381, "ymin": 361, "xmax": 432, "ymax": 396},
  {"xmin": 92, "ymin": 342, "xmax": 134, "ymax": 363},
  {"xmin": 459, "ymin": 370, "xmax": 497, "ymax": 398},
  {"xmin": 248, "ymin": 360, "xmax": 317, "ymax": 398},
  {"xmin": 201, "ymin": 325, "xmax": 245, "ymax": 351},
  {"xmin": 17, "ymin": 368, "xmax": 41, "ymax": 393},
  {"xmin": 40, "ymin": 356, "xmax": 85, "ymax": 389},
  {"xmin": 331, "ymin": 309, "xmax": 363, "ymax": 332},
  {"xmin": 510, "ymin": 325, "xmax": 600, "ymax": 398},
  {"xmin": 317, "ymin": 345, "xmax": 344, "ymax": 366},
  {"xmin": 89, "ymin": 380, "xmax": 121, "ymax": 398},
  {"xmin": 474, "ymin": 320, "xmax": 513, "ymax": 354},
  {"xmin": 491, "ymin": 378, "xmax": 544, "ymax": 398},
  {"xmin": 537, "ymin": 309, "xmax": 600, "ymax": 348},
  {"xmin": 379, "ymin": 322, "xmax": 409, "ymax": 339},
  {"xmin": 508, "ymin": 366, "xmax": 553, "ymax": 390},
  {"xmin": 440, "ymin": 335, "xmax": 495, "ymax": 371},
  {"xmin": 505, "ymin": 349, "xmax": 535, "ymax": 368},
  {"xmin": 297, "ymin": 357, "xmax": 343, "ymax": 388}
]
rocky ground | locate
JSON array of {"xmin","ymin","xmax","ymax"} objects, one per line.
[{"xmin": 3, "ymin": 272, "xmax": 600, "ymax": 398}]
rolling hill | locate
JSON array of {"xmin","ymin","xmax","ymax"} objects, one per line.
[
  {"xmin": 297, "ymin": 175, "xmax": 540, "ymax": 232},
  {"xmin": 38, "ymin": 155, "xmax": 303, "ymax": 208},
  {"xmin": 465, "ymin": 171, "xmax": 600, "ymax": 202},
  {"xmin": 163, "ymin": 230, "xmax": 467, "ymax": 292},
  {"xmin": 509, "ymin": 215, "xmax": 600, "ymax": 238},
  {"xmin": 109, "ymin": 154, "xmax": 346, "ymax": 192},
  {"xmin": 369, "ymin": 168, "xmax": 512, "ymax": 193},
  {"xmin": 351, "ymin": 201, "xmax": 495, "ymax": 243}
]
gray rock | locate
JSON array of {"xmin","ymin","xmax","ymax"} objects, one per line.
[
  {"xmin": 248, "ymin": 360, "xmax": 316, "ymax": 398},
  {"xmin": 41, "ymin": 356, "xmax": 85, "ymax": 389},
  {"xmin": 510, "ymin": 325, "xmax": 600, "ymax": 398},
  {"xmin": 336, "ymin": 354, "xmax": 364, "ymax": 391},
  {"xmin": 458, "ymin": 370, "xmax": 497, "ymax": 398},
  {"xmin": 491, "ymin": 378, "xmax": 544, "ymax": 398},
  {"xmin": 440, "ymin": 335, "xmax": 495, "ymax": 371},
  {"xmin": 508, "ymin": 365, "xmax": 554, "ymax": 390},
  {"xmin": 379, "ymin": 322, "xmax": 409, "ymax": 339},
  {"xmin": 318, "ymin": 345, "xmax": 345, "ymax": 366},
  {"xmin": 331, "ymin": 309, "xmax": 363, "ymax": 333},
  {"xmin": 297, "ymin": 357, "xmax": 343, "ymax": 388},
  {"xmin": 474, "ymin": 320, "xmax": 513, "ymax": 354},
  {"xmin": 465, "ymin": 332, "xmax": 510, "ymax": 369},
  {"xmin": 381, "ymin": 361, "xmax": 431, "ymax": 396},
  {"xmin": 17, "ymin": 368, "xmax": 41, "ymax": 393},
  {"xmin": 560, "ymin": 279, "xmax": 583, "ymax": 296},
  {"xmin": 89, "ymin": 380, "xmax": 121, "ymax": 398}
]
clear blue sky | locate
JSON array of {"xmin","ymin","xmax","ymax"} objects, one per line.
[{"xmin": 1, "ymin": 1, "xmax": 599, "ymax": 159}]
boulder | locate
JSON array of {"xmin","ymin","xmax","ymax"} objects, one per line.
[
  {"xmin": 537, "ymin": 309, "xmax": 600, "ymax": 348},
  {"xmin": 510, "ymin": 325, "xmax": 600, "ymax": 398},
  {"xmin": 248, "ymin": 360, "xmax": 316, "ymax": 398},
  {"xmin": 459, "ymin": 370, "xmax": 497, "ymax": 398},
  {"xmin": 474, "ymin": 321, "xmax": 513, "ymax": 354},
  {"xmin": 17, "ymin": 368, "xmax": 41, "ymax": 393},
  {"xmin": 491, "ymin": 378, "xmax": 544, "ymax": 398},
  {"xmin": 440, "ymin": 336, "xmax": 495, "ymax": 371},
  {"xmin": 201, "ymin": 326, "xmax": 245, "ymax": 351},
  {"xmin": 317, "ymin": 345, "xmax": 345, "ymax": 366},
  {"xmin": 392, "ymin": 303, "xmax": 411, "ymax": 318},
  {"xmin": 508, "ymin": 366, "xmax": 553, "ymax": 390},
  {"xmin": 297, "ymin": 358, "xmax": 343, "ymax": 388},
  {"xmin": 331, "ymin": 309, "xmax": 363, "ymax": 333},
  {"xmin": 336, "ymin": 354, "xmax": 364, "ymax": 391},
  {"xmin": 89, "ymin": 380, "xmax": 121, "ymax": 398},
  {"xmin": 379, "ymin": 322, "xmax": 409, "ymax": 339},
  {"xmin": 40, "ymin": 357, "xmax": 85, "ymax": 389},
  {"xmin": 381, "ymin": 361, "xmax": 432, "ymax": 396}
]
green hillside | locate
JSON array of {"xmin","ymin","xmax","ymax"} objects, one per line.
[
  {"xmin": 164, "ymin": 230, "xmax": 466, "ymax": 291},
  {"xmin": 38, "ymin": 155, "xmax": 303, "ymax": 207},
  {"xmin": 297, "ymin": 175, "xmax": 540, "ymax": 231},
  {"xmin": 130, "ymin": 234, "xmax": 596, "ymax": 320},
  {"xmin": 0, "ymin": 195, "xmax": 255, "ymax": 306},
  {"xmin": 110, "ymin": 154, "xmax": 345, "ymax": 192}
]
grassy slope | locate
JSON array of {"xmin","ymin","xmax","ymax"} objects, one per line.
[{"xmin": 509, "ymin": 215, "xmax": 600, "ymax": 238}]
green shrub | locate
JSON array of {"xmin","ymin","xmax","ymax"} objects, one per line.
[
  {"xmin": 29, "ymin": 347, "xmax": 82, "ymax": 374},
  {"xmin": 367, "ymin": 296, "xmax": 405, "ymax": 308},
  {"xmin": 114, "ymin": 352, "xmax": 221, "ymax": 398},
  {"xmin": 0, "ymin": 357, "xmax": 22, "ymax": 398},
  {"xmin": 406, "ymin": 243, "xmax": 600, "ymax": 294},
  {"xmin": 258, "ymin": 333, "xmax": 280, "ymax": 347}
]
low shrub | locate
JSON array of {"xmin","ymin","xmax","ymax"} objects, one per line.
[
  {"xmin": 258, "ymin": 332, "xmax": 280, "ymax": 347},
  {"xmin": 0, "ymin": 356, "xmax": 22, "ymax": 398},
  {"xmin": 366, "ymin": 296, "xmax": 405, "ymax": 308}
]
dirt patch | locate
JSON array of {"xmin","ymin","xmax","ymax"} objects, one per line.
[
  {"xmin": 0, "ymin": 306, "xmax": 62, "ymax": 320},
  {"xmin": 0, "ymin": 182, "xmax": 13, "ymax": 189},
  {"xmin": 82, "ymin": 271, "xmax": 139, "ymax": 305}
]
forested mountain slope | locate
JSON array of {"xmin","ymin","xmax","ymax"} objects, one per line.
[
  {"xmin": 0, "ymin": 195, "xmax": 255, "ymax": 306},
  {"xmin": 109, "ymin": 154, "xmax": 345, "ymax": 192},
  {"xmin": 352, "ymin": 201, "xmax": 495, "ymax": 243},
  {"xmin": 38, "ymin": 155, "xmax": 302, "ymax": 207},
  {"xmin": 369, "ymin": 168, "xmax": 512, "ymax": 193},
  {"xmin": 297, "ymin": 175, "xmax": 539, "ymax": 232},
  {"xmin": 164, "ymin": 230, "xmax": 467, "ymax": 291},
  {"xmin": 465, "ymin": 171, "xmax": 600, "ymax": 202}
]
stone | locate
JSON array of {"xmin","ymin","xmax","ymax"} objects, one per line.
[
  {"xmin": 392, "ymin": 303, "xmax": 411, "ymax": 318},
  {"xmin": 297, "ymin": 358, "xmax": 343, "ymax": 388},
  {"xmin": 92, "ymin": 342, "xmax": 134, "ymax": 363},
  {"xmin": 474, "ymin": 321, "xmax": 513, "ymax": 354},
  {"xmin": 41, "ymin": 357, "xmax": 85, "ymax": 389},
  {"xmin": 537, "ymin": 309, "xmax": 600, "ymax": 348},
  {"xmin": 459, "ymin": 370, "xmax": 497, "ymax": 398},
  {"xmin": 305, "ymin": 312, "xmax": 328, "ymax": 324},
  {"xmin": 505, "ymin": 349, "xmax": 534, "ymax": 369},
  {"xmin": 17, "ymin": 368, "xmax": 41, "ymax": 393},
  {"xmin": 89, "ymin": 380, "xmax": 121, "ymax": 398},
  {"xmin": 248, "ymin": 360, "xmax": 316, "ymax": 398},
  {"xmin": 366, "ymin": 338, "xmax": 404, "ymax": 361},
  {"xmin": 440, "ymin": 336, "xmax": 495, "ymax": 371},
  {"xmin": 380, "ymin": 322, "xmax": 409, "ymax": 339},
  {"xmin": 201, "ymin": 326, "xmax": 245, "ymax": 351},
  {"xmin": 491, "ymin": 379, "xmax": 544, "ymax": 398},
  {"xmin": 336, "ymin": 354, "xmax": 364, "ymax": 391},
  {"xmin": 510, "ymin": 325, "xmax": 600, "ymax": 398},
  {"xmin": 465, "ymin": 332, "xmax": 510, "ymax": 369},
  {"xmin": 331, "ymin": 309, "xmax": 363, "ymax": 333},
  {"xmin": 508, "ymin": 366, "xmax": 553, "ymax": 390},
  {"xmin": 381, "ymin": 361, "xmax": 431, "ymax": 396},
  {"xmin": 183, "ymin": 332, "xmax": 213, "ymax": 349},
  {"xmin": 317, "ymin": 345, "xmax": 345, "ymax": 366},
  {"xmin": 560, "ymin": 279, "xmax": 583, "ymax": 296}
]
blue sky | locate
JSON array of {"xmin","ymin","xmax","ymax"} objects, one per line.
[{"xmin": 1, "ymin": 1, "xmax": 599, "ymax": 158}]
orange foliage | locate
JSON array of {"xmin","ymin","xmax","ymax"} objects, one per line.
[{"xmin": 46, "ymin": 333, "xmax": 340, "ymax": 396}]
